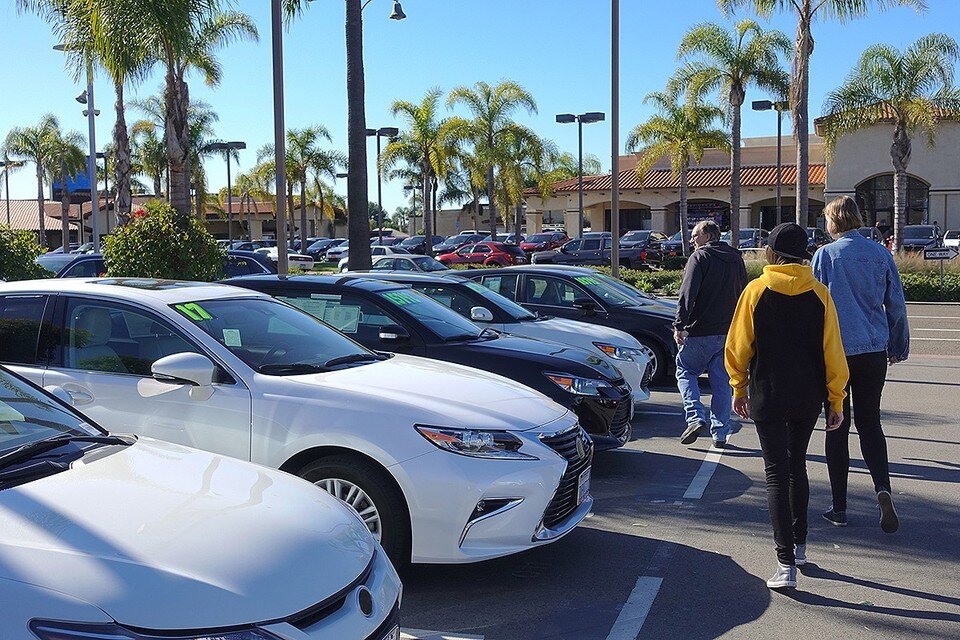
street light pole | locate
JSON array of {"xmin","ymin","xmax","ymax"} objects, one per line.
[
  {"xmin": 209, "ymin": 141, "xmax": 247, "ymax": 244},
  {"xmin": 367, "ymin": 126, "xmax": 398, "ymax": 245},
  {"xmin": 752, "ymin": 99, "xmax": 789, "ymax": 226},
  {"xmin": 610, "ymin": 0, "xmax": 620, "ymax": 278},
  {"xmin": 271, "ymin": 0, "xmax": 289, "ymax": 275},
  {"xmin": 556, "ymin": 111, "xmax": 605, "ymax": 238}
]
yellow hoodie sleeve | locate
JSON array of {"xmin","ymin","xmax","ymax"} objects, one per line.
[
  {"xmin": 815, "ymin": 285, "xmax": 849, "ymax": 413},
  {"xmin": 725, "ymin": 280, "xmax": 763, "ymax": 399}
]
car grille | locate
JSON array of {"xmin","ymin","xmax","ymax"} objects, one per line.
[
  {"xmin": 288, "ymin": 551, "xmax": 376, "ymax": 629},
  {"xmin": 610, "ymin": 399, "xmax": 631, "ymax": 441},
  {"xmin": 539, "ymin": 425, "xmax": 593, "ymax": 529},
  {"xmin": 641, "ymin": 361, "xmax": 654, "ymax": 389}
]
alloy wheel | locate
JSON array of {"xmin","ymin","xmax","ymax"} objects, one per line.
[{"xmin": 317, "ymin": 477, "xmax": 382, "ymax": 541}]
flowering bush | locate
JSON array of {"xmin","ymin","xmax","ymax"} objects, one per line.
[
  {"xmin": 0, "ymin": 225, "xmax": 51, "ymax": 281},
  {"xmin": 102, "ymin": 201, "xmax": 224, "ymax": 281}
]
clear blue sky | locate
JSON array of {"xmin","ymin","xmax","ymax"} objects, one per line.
[{"xmin": 1, "ymin": 0, "xmax": 957, "ymax": 216}]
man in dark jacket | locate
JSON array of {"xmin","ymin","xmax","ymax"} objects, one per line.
[{"xmin": 675, "ymin": 220, "xmax": 748, "ymax": 447}]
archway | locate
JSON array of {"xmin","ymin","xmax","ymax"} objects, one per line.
[
  {"xmin": 855, "ymin": 174, "xmax": 930, "ymax": 227},
  {"xmin": 668, "ymin": 198, "xmax": 730, "ymax": 230},
  {"xmin": 602, "ymin": 199, "xmax": 652, "ymax": 232}
]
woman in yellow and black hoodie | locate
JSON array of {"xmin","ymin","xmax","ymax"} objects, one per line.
[{"xmin": 725, "ymin": 223, "xmax": 849, "ymax": 590}]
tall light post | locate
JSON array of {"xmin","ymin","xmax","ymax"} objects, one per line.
[
  {"xmin": 555, "ymin": 111, "xmax": 605, "ymax": 238},
  {"xmin": 366, "ymin": 126, "xmax": 398, "ymax": 244},
  {"xmin": 95, "ymin": 151, "xmax": 110, "ymax": 234},
  {"xmin": 610, "ymin": 0, "xmax": 620, "ymax": 278},
  {"xmin": 209, "ymin": 141, "xmax": 247, "ymax": 244},
  {"xmin": 2, "ymin": 159, "xmax": 24, "ymax": 226},
  {"xmin": 270, "ymin": 0, "xmax": 291, "ymax": 273},
  {"xmin": 752, "ymin": 99, "xmax": 790, "ymax": 225}
]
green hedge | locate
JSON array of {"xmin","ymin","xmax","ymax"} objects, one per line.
[{"xmin": 0, "ymin": 225, "xmax": 51, "ymax": 281}]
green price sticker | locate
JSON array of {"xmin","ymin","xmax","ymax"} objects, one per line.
[
  {"xmin": 175, "ymin": 303, "xmax": 214, "ymax": 321},
  {"xmin": 574, "ymin": 276, "xmax": 601, "ymax": 286},
  {"xmin": 382, "ymin": 291, "xmax": 419, "ymax": 306}
]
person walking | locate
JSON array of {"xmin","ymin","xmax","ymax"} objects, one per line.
[
  {"xmin": 674, "ymin": 220, "xmax": 747, "ymax": 448},
  {"xmin": 812, "ymin": 196, "xmax": 909, "ymax": 534},
  {"xmin": 726, "ymin": 222, "xmax": 848, "ymax": 589}
]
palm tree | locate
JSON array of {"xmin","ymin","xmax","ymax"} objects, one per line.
[
  {"xmin": 719, "ymin": 0, "xmax": 926, "ymax": 226},
  {"xmin": 822, "ymin": 34, "xmax": 960, "ymax": 250},
  {"xmin": 287, "ymin": 127, "xmax": 344, "ymax": 250},
  {"xmin": 131, "ymin": 122, "xmax": 167, "ymax": 199},
  {"xmin": 381, "ymin": 89, "xmax": 452, "ymax": 255},
  {"xmin": 672, "ymin": 19, "xmax": 790, "ymax": 246},
  {"xmin": 4, "ymin": 115, "xmax": 60, "ymax": 247},
  {"xmin": 626, "ymin": 93, "xmax": 730, "ymax": 256},
  {"xmin": 496, "ymin": 127, "xmax": 551, "ymax": 243},
  {"xmin": 447, "ymin": 81, "xmax": 537, "ymax": 239},
  {"xmin": 48, "ymin": 127, "xmax": 88, "ymax": 250}
]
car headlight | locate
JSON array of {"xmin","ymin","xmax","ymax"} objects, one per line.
[
  {"xmin": 545, "ymin": 372, "xmax": 611, "ymax": 396},
  {"xmin": 415, "ymin": 426, "xmax": 537, "ymax": 460},
  {"xmin": 594, "ymin": 342, "xmax": 648, "ymax": 362},
  {"xmin": 30, "ymin": 621, "xmax": 280, "ymax": 640}
]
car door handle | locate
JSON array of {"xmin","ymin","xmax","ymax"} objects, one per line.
[{"xmin": 60, "ymin": 384, "xmax": 94, "ymax": 406}]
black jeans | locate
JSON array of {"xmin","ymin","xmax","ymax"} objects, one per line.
[
  {"xmin": 755, "ymin": 413, "xmax": 818, "ymax": 566},
  {"xmin": 825, "ymin": 351, "xmax": 891, "ymax": 511}
]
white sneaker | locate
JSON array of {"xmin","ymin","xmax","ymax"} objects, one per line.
[
  {"xmin": 795, "ymin": 544, "xmax": 807, "ymax": 566},
  {"xmin": 766, "ymin": 563, "xmax": 797, "ymax": 589}
]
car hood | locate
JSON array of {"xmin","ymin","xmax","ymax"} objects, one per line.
[
  {"xmin": 456, "ymin": 333, "xmax": 622, "ymax": 381},
  {"xmin": 507, "ymin": 316, "xmax": 642, "ymax": 348},
  {"xmin": 0, "ymin": 439, "xmax": 374, "ymax": 630},
  {"xmin": 285, "ymin": 354, "xmax": 569, "ymax": 431}
]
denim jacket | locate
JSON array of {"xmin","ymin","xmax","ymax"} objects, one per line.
[{"xmin": 811, "ymin": 231, "xmax": 910, "ymax": 359}]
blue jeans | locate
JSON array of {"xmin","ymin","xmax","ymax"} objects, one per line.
[{"xmin": 675, "ymin": 334, "xmax": 733, "ymax": 441}]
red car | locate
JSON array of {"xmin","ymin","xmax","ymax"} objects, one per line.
[
  {"xmin": 437, "ymin": 241, "xmax": 528, "ymax": 267},
  {"xmin": 520, "ymin": 231, "xmax": 569, "ymax": 252}
]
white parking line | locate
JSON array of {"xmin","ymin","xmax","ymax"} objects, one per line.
[
  {"xmin": 402, "ymin": 630, "xmax": 484, "ymax": 640},
  {"xmin": 915, "ymin": 327, "xmax": 960, "ymax": 332},
  {"xmin": 634, "ymin": 411, "xmax": 681, "ymax": 417},
  {"xmin": 912, "ymin": 337, "xmax": 960, "ymax": 342},
  {"xmin": 683, "ymin": 437, "xmax": 731, "ymax": 500},
  {"xmin": 604, "ymin": 576, "xmax": 664, "ymax": 640}
]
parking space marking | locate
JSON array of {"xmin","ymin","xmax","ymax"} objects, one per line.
[
  {"xmin": 604, "ymin": 576, "xmax": 664, "ymax": 640},
  {"xmin": 401, "ymin": 630, "xmax": 484, "ymax": 640},
  {"xmin": 682, "ymin": 437, "xmax": 732, "ymax": 500},
  {"xmin": 913, "ymin": 337, "xmax": 960, "ymax": 342},
  {"xmin": 634, "ymin": 411, "xmax": 680, "ymax": 417}
]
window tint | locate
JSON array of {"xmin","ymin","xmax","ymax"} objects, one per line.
[
  {"xmin": 63, "ymin": 259, "xmax": 107, "ymax": 278},
  {"xmin": 63, "ymin": 298, "xmax": 200, "ymax": 376},
  {"xmin": 481, "ymin": 274, "xmax": 519, "ymax": 301},
  {"xmin": 582, "ymin": 239, "xmax": 601, "ymax": 251},
  {"xmin": 0, "ymin": 296, "xmax": 50, "ymax": 366},
  {"xmin": 474, "ymin": 245, "xmax": 492, "ymax": 254},
  {"xmin": 372, "ymin": 258, "xmax": 396, "ymax": 270},
  {"xmin": 563, "ymin": 239, "xmax": 582, "ymax": 251},
  {"xmin": 524, "ymin": 276, "xmax": 587, "ymax": 308},
  {"xmin": 224, "ymin": 256, "xmax": 255, "ymax": 278},
  {"xmin": 279, "ymin": 292, "xmax": 397, "ymax": 344}
]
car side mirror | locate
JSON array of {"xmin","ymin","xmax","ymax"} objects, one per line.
[
  {"xmin": 573, "ymin": 297, "xmax": 598, "ymax": 315},
  {"xmin": 470, "ymin": 306, "xmax": 494, "ymax": 323},
  {"xmin": 152, "ymin": 352, "xmax": 216, "ymax": 398},
  {"xmin": 379, "ymin": 324, "xmax": 410, "ymax": 343}
]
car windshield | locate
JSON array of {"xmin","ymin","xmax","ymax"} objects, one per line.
[
  {"xmin": 593, "ymin": 272, "xmax": 658, "ymax": 303},
  {"xmin": 377, "ymin": 289, "xmax": 483, "ymax": 341},
  {"xmin": 35, "ymin": 254, "xmax": 77, "ymax": 273},
  {"xmin": 171, "ymin": 298, "xmax": 375, "ymax": 374},
  {"xmin": 670, "ymin": 231, "xmax": 685, "ymax": 241},
  {"xmin": 460, "ymin": 281, "xmax": 536, "ymax": 320},
  {"xmin": 904, "ymin": 226, "xmax": 936, "ymax": 239},
  {"xmin": 622, "ymin": 231, "xmax": 649, "ymax": 241},
  {"xmin": 527, "ymin": 233, "xmax": 554, "ymax": 242},
  {"xmin": 307, "ymin": 240, "xmax": 332, "ymax": 250},
  {"xmin": 569, "ymin": 274, "xmax": 638, "ymax": 307},
  {"xmin": 400, "ymin": 236, "xmax": 423, "ymax": 246},
  {"xmin": 945, "ymin": 230, "xmax": 959, "ymax": 240},
  {"xmin": 496, "ymin": 243, "xmax": 525, "ymax": 256},
  {"xmin": 0, "ymin": 369, "xmax": 96, "ymax": 456},
  {"xmin": 412, "ymin": 256, "xmax": 449, "ymax": 271}
]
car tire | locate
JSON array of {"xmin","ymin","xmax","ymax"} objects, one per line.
[
  {"xmin": 636, "ymin": 337, "xmax": 669, "ymax": 386},
  {"xmin": 298, "ymin": 454, "xmax": 411, "ymax": 565}
]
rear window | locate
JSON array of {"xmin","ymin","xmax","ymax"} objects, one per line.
[
  {"xmin": 0, "ymin": 296, "xmax": 50, "ymax": 365},
  {"xmin": 945, "ymin": 230, "xmax": 959, "ymax": 240},
  {"xmin": 496, "ymin": 243, "xmax": 525, "ymax": 256},
  {"xmin": 527, "ymin": 233, "xmax": 554, "ymax": 242},
  {"xmin": 35, "ymin": 254, "xmax": 76, "ymax": 273}
]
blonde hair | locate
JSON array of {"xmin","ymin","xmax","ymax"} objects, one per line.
[{"xmin": 823, "ymin": 196, "xmax": 864, "ymax": 234}]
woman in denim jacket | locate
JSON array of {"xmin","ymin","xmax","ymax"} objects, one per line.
[{"xmin": 811, "ymin": 196, "xmax": 909, "ymax": 534}]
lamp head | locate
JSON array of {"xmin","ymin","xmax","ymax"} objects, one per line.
[
  {"xmin": 229, "ymin": 141, "xmax": 247, "ymax": 150},
  {"xmin": 389, "ymin": 1, "xmax": 406, "ymax": 20},
  {"xmin": 555, "ymin": 114, "xmax": 576, "ymax": 124},
  {"xmin": 581, "ymin": 112, "xmax": 605, "ymax": 123},
  {"xmin": 366, "ymin": 128, "xmax": 377, "ymax": 136},
  {"xmin": 751, "ymin": 100, "xmax": 773, "ymax": 111},
  {"xmin": 336, "ymin": 172, "xmax": 349, "ymax": 179},
  {"xmin": 75, "ymin": 91, "xmax": 88, "ymax": 105},
  {"xmin": 379, "ymin": 127, "xmax": 400, "ymax": 137}
]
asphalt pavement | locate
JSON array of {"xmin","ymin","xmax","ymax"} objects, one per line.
[{"xmin": 398, "ymin": 350, "xmax": 960, "ymax": 639}]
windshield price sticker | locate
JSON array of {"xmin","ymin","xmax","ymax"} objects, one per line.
[
  {"xmin": 574, "ymin": 276, "xmax": 601, "ymax": 286},
  {"xmin": 175, "ymin": 303, "xmax": 214, "ymax": 321},
  {"xmin": 222, "ymin": 329, "xmax": 242, "ymax": 347},
  {"xmin": 383, "ymin": 291, "xmax": 420, "ymax": 306}
]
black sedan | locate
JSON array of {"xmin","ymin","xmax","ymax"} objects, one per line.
[
  {"xmin": 399, "ymin": 235, "xmax": 446, "ymax": 255},
  {"xmin": 35, "ymin": 250, "xmax": 276, "ymax": 279},
  {"xmin": 901, "ymin": 225, "xmax": 942, "ymax": 253},
  {"xmin": 226, "ymin": 274, "xmax": 634, "ymax": 448},
  {"xmin": 461, "ymin": 265, "xmax": 678, "ymax": 385}
]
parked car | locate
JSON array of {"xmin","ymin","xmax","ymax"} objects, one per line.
[
  {"xmin": 463, "ymin": 265, "xmax": 679, "ymax": 385},
  {"xmin": 857, "ymin": 227, "xmax": 886, "ymax": 243},
  {"xmin": 398, "ymin": 235, "xmax": 446, "ymax": 255},
  {"xmin": 619, "ymin": 230, "xmax": 670, "ymax": 269},
  {"xmin": 223, "ymin": 250, "xmax": 278, "ymax": 277},
  {"xmin": 660, "ymin": 230, "xmax": 687, "ymax": 257},
  {"xmin": 944, "ymin": 229, "xmax": 960, "ymax": 249},
  {"xmin": 901, "ymin": 224, "xmax": 943, "ymax": 252},
  {"xmin": 339, "ymin": 245, "xmax": 409, "ymax": 272},
  {"xmin": 256, "ymin": 246, "xmax": 315, "ymax": 270},
  {"xmin": 290, "ymin": 236, "xmax": 324, "ymax": 252},
  {"xmin": 359, "ymin": 271, "xmax": 654, "ymax": 405},
  {"xmin": 433, "ymin": 233, "xmax": 486, "ymax": 254},
  {"xmin": 582, "ymin": 231, "xmax": 613, "ymax": 239},
  {"xmin": 47, "ymin": 243, "xmax": 80, "ymax": 254},
  {"xmin": 520, "ymin": 232, "xmax": 569, "ymax": 252},
  {"xmin": 807, "ymin": 227, "xmax": 833, "ymax": 253},
  {"xmin": 325, "ymin": 240, "xmax": 352, "ymax": 262},
  {"xmin": 0, "ymin": 278, "xmax": 592, "ymax": 564},
  {"xmin": 228, "ymin": 274, "xmax": 632, "ymax": 449},
  {"xmin": 437, "ymin": 241, "xmax": 528, "ymax": 267},
  {"xmin": 0, "ymin": 364, "xmax": 402, "ymax": 639},
  {"xmin": 371, "ymin": 236, "xmax": 404, "ymax": 247},
  {"xmin": 531, "ymin": 237, "xmax": 646, "ymax": 269},
  {"xmin": 230, "ymin": 239, "xmax": 277, "ymax": 252},
  {"xmin": 482, "ymin": 233, "xmax": 525, "ymax": 244},
  {"xmin": 305, "ymin": 237, "xmax": 346, "ymax": 259},
  {"xmin": 37, "ymin": 251, "xmax": 277, "ymax": 280},
  {"xmin": 70, "ymin": 241, "xmax": 98, "ymax": 254},
  {"xmin": 370, "ymin": 254, "xmax": 450, "ymax": 272},
  {"xmin": 722, "ymin": 228, "xmax": 769, "ymax": 249}
]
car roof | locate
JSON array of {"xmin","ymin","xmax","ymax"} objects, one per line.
[
  {"xmin": 352, "ymin": 271, "xmax": 469, "ymax": 285},
  {"xmin": 225, "ymin": 273, "xmax": 409, "ymax": 293},
  {"xmin": 460, "ymin": 264, "xmax": 599, "ymax": 276},
  {"xmin": 0, "ymin": 278, "xmax": 267, "ymax": 304}
]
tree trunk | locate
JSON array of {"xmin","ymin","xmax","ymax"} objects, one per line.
[
  {"xmin": 60, "ymin": 161, "xmax": 70, "ymax": 250},
  {"xmin": 113, "ymin": 79, "xmax": 133, "ymax": 223},
  {"xmin": 165, "ymin": 65, "xmax": 191, "ymax": 226},
  {"xmin": 194, "ymin": 183, "xmax": 204, "ymax": 222},
  {"xmin": 514, "ymin": 203, "xmax": 523, "ymax": 245},
  {"xmin": 472, "ymin": 188, "xmax": 479, "ymax": 231},
  {"xmin": 891, "ymin": 121, "xmax": 912, "ymax": 252},
  {"xmin": 300, "ymin": 180, "xmax": 309, "ymax": 251},
  {"xmin": 487, "ymin": 128, "xmax": 497, "ymax": 239},
  {"xmin": 679, "ymin": 165, "xmax": 690, "ymax": 256},
  {"xmin": 422, "ymin": 167, "xmax": 433, "ymax": 256},
  {"xmin": 36, "ymin": 166, "xmax": 46, "ymax": 248},
  {"xmin": 730, "ymin": 85, "xmax": 744, "ymax": 248},
  {"xmin": 153, "ymin": 173, "xmax": 162, "ymax": 199},
  {"xmin": 287, "ymin": 182, "xmax": 296, "ymax": 245},
  {"xmin": 346, "ymin": 0, "xmax": 372, "ymax": 270},
  {"xmin": 430, "ymin": 177, "xmax": 438, "ymax": 252},
  {"xmin": 792, "ymin": 5, "xmax": 813, "ymax": 227}
]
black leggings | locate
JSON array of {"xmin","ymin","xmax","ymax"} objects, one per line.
[
  {"xmin": 825, "ymin": 351, "xmax": 891, "ymax": 512},
  {"xmin": 755, "ymin": 414, "xmax": 818, "ymax": 566}
]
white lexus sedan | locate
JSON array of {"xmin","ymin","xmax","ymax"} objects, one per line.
[
  {"xmin": 0, "ymin": 278, "xmax": 593, "ymax": 565},
  {"xmin": 0, "ymin": 366, "xmax": 401, "ymax": 639}
]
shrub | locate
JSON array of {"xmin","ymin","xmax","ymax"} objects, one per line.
[
  {"xmin": 899, "ymin": 272, "xmax": 960, "ymax": 302},
  {"xmin": 0, "ymin": 225, "xmax": 51, "ymax": 281},
  {"xmin": 102, "ymin": 201, "xmax": 224, "ymax": 281},
  {"xmin": 663, "ymin": 256, "xmax": 688, "ymax": 271}
]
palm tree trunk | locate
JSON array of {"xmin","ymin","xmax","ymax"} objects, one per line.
[
  {"xmin": 431, "ymin": 178, "xmax": 438, "ymax": 247},
  {"xmin": 514, "ymin": 203, "xmax": 522, "ymax": 244},
  {"xmin": 487, "ymin": 128, "xmax": 497, "ymax": 239},
  {"xmin": 472, "ymin": 188, "xmax": 479, "ymax": 231},
  {"xmin": 730, "ymin": 87, "xmax": 744, "ymax": 248},
  {"xmin": 113, "ymin": 79, "xmax": 133, "ymax": 222},
  {"xmin": 60, "ymin": 161, "xmax": 70, "ymax": 250},
  {"xmin": 679, "ymin": 165, "xmax": 690, "ymax": 256},
  {"xmin": 793, "ymin": 5, "xmax": 813, "ymax": 227},
  {"xmin": 346, "ymin": 0, "xmax": 372, "ymax": 270},
  {"xmin": 287, "ymin": 182, "xmax": 296, "ymax": 245},
  {"xmin": 165, "ymin": 65, "xmax": 192, "ymax": 226},
  {"xmin": 300, "ymin": 180, "xmax": 308, "ymax": 251},
  {"xmin": 194, "ymin": 183, "xmax": 204, "ymax": 222},
  {"xmin": 153, "ymin": 173, "xmax": 162, "ymax": 199},
  {"xmin": 422, "ymin": 168, "xmax": 433, "ymax": 256},
  {"xmin": 36, "ymin": 165, "xmax": 46, "ymax": 248},
  {"xmin": 891, "ymin": 121, "xmax": 912, "ymax": 252}
]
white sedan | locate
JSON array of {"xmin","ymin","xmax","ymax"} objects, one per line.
[
  {"xmin": 256, "ymin": 246, "xmax": 315, "ymax": 270},
  {"xmin": 0, "ymin": 366, "xmax": 401, "ymax": 639},
  {"xmin": 0, "ymin": 278, "xmax": 593, "ymax": 565},
  {"xmin": 339, "ymin": 246, "xmax": 410, "ymax": 272}
]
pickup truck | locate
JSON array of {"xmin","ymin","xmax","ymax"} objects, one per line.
[{"xmin": 531, "ymin": 237, "xmax": 647, "ymax": 269}]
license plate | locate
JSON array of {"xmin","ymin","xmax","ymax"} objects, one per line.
[
  {"xmin": 382, "ymin": 625, "xmax": 400, "ymax": 640},
  {"xmin": 577, "ymin": 466, "xmax": 591, "ymax": 505}
]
